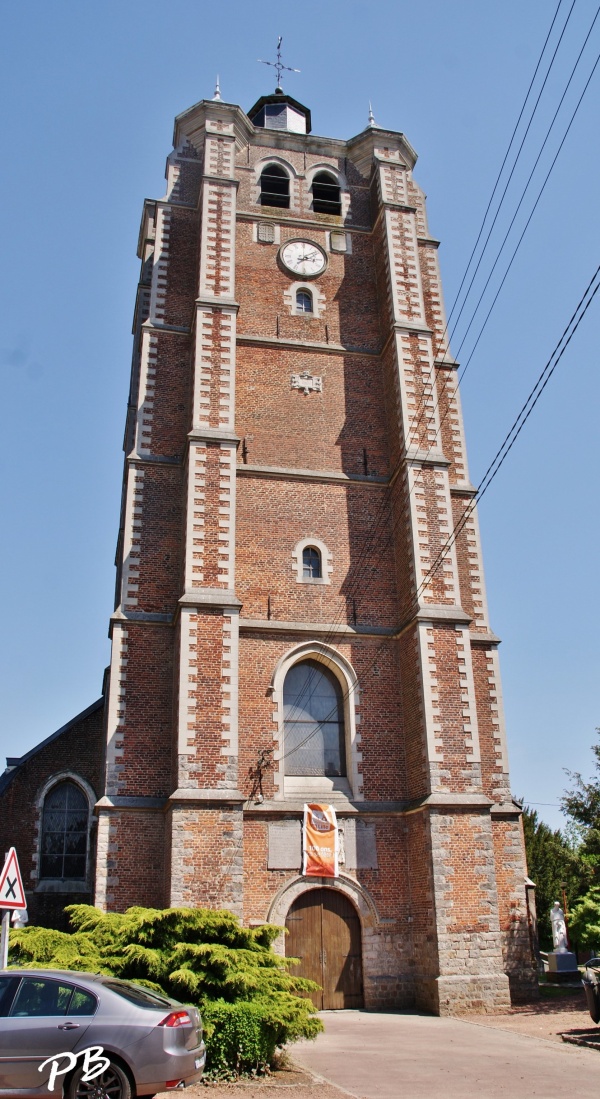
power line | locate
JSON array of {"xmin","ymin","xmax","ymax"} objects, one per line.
[
  {"xmin": 443, "ymin": 0, "xmax": 566, "ymax": 342},
  {"xmin": 447, "ymin": 0, "xmax": 579, "ymax": 347},
  {"xmin": 454, "ymin": 28, "xmax": 600, "ymax": 367},
  {"xmin": 406, "ymin": 7, "xmax": 600, "ymax": 459},
  {"xmin": 413, "ymin": 263, "xmax": 600, "ymax": 607}
]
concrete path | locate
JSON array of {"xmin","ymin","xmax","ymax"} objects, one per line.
[{"xmin": 293, "ymin": 1010, "xmax": 599, "ymax": 1098}]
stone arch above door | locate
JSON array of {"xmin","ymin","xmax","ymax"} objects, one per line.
[{"xmin": 266, "ymin": 872, "xmax": 379, "ymax": 952}]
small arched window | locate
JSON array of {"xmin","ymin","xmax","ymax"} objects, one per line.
[
  {"xmin": 302, "ymin": 546, "xmax": 321, "ymax": 578},
  {"xmin": 312, "ymin": 171, "xmax": 342, "ymax": 216},
  {"xmin": 296, "ymin": 290, "xmax": 313, "ymax": 314},
  {"xmin": 259, "ymin": 164, "xmax": 290, "ymax": 208},
  {"xmin": 283, "ymin": 660, "xmax": 346, "ymax": 777},
  {"xmin": 40, "ymin": 781, "xmax": 88, "ymax": 880}
]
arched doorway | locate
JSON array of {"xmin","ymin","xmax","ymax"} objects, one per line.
[{"xmin": 285, "ymin": 888, "xmax": 363, "ymax": 1009}]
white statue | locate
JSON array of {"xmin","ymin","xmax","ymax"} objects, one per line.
[{"xmin": 550, "ymin": 901, "xmax": 568, "ymax": 953}]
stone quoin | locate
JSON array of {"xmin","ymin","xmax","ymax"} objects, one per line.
[{"xmin": 0, "ymin": 81, "xmax": 538, "ymax": 1013}]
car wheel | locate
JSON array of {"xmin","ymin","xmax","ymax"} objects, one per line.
[{"xmin": 67, "ymin": 1060, "xmax": 132, "ymax": 1099}]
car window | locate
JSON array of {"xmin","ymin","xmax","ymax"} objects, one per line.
[
  {"xmin": 0, "ymin": 976, "xmax": 21, "ymax": 1017},
  {"xmin": 9, "ymin": 978, "xmax": 74, "ymax": 1017},
  {"xmin": 69, "ymin": 987, "xmax": 98, "ymax": 1016},
  {"xmin": 102, "ymin": 980, "xmax": 172, "ymax": 1008}
]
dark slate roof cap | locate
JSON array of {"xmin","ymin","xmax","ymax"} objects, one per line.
[{"xmin": 248, "ymin": 90, "xmax": 312, "ymax": 134}]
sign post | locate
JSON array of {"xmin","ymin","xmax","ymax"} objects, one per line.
[
  {"xmin": 0, "ymin": 848, "xmax": 27, "ymax": 968},
  {"xmin": 0, "ymin": 912, "xmax": 9, "ymax": 969}
]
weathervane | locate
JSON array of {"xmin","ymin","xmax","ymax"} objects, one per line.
[{"xmin": 258, "ymin": 36, "xmax": 300, "ymax": 92}]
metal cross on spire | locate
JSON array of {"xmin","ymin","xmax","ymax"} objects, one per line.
[{"xmin": 258, "ymin": 36, "xmax": 300, "ymax": 91}]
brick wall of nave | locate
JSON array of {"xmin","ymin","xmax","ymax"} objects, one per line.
[{"xmin": 0, "ymin": 701, "xmax": 104, "ymax": 930}]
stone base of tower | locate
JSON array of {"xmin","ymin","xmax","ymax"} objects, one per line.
[
  {"xmin": 506, "ymin": 969, "xmax": 539, "ymax": 1004},
  {"xmin": 417, "ymin": 973, "xmax": 511, "ymax": 1016}
]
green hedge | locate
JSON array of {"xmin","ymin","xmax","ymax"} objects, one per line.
[{"xmin": 202, "ymin": 1000, "xmax": 279, "ymax": 1077}]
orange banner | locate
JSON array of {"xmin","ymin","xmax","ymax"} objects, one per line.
[{"xmin": 302, "ymin": 803, "xmax": 339, "ymax": 878}]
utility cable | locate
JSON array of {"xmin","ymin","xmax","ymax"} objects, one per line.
[
  {"xmin": 454, "ymin": 23, "xmax": 600, "ymax": 365},
  {"xmin": 447, "ymin": 0, "xmax": 579, "ymax": 344},
  {"xmin": 456, "ymin": 50, "xmax": 600, "ymax": 375},
  {"xmin": 413, "ymin": 263, "xmax": 600, "ymax": 607},
  {"xmin": 443, "ymin": 0, "xmax": 567, "ymax": 339}
]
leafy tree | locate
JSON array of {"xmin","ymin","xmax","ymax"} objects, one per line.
[
  {"xmin": 561, "ymin": 729, "xmax": 600, "ymax": 871},
  {"xmin": 521, "ymin": 805, "xmax": 591, "ymax": 950},
  {"xmin": 569, "ymin": 886, "xmax": 600, "ymax": 953},
  {"xmin": 9, "ymin": 905, "xmax": 322, "ymax": 1076}
]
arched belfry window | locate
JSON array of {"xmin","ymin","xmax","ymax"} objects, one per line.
[
  {"xmin": 312, "ymin": 171, "xmax": 342, "ymax": 216},
  {"xmin": 302, "ymin": 545, "xmax": 321, "ymax": 577},
  {"xmin": 40, "ymin": 781, "xmax": 88, "ymax": 880},
  {"xmin": 259, "ymin": 164, "xmax": 290, "ymax": 208},
  {"xmin": 283, "ymin": 660, "xmax": 346, "ymax": 777}
]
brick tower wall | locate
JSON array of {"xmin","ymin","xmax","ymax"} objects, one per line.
[{"xmin": 91, "ymin": 96, "xmax": 537, "ymax": 1012}]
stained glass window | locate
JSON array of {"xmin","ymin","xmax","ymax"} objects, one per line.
[{"xmin": 40, "ymin": 781, "xmax": 88, "ymax": 880}]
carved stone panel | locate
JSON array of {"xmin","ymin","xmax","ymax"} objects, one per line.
[{"xmin": 291, "ymin": 372, "xmax": 323, "ymax": 395}]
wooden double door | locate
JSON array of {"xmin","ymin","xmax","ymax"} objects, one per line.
[{"xmin": 285, "ymin": 888, "xmax": 364, "ymax": 1009}]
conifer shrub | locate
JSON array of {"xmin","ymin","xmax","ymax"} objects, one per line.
[{"xmin": 9, "ymin": 905, "xmax": 322, "ymax": 1076}]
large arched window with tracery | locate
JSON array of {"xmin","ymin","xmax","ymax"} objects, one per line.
[
  {"xmin": 40, "ymin": 781, "xmax": 88, "ymax": 880},
  {"xmin": 283, "ymin": 660, "xmax": 346, "ymax": 777}
]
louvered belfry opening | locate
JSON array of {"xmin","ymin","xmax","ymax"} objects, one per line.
[
  {"xmin": 259, "ymin": 164, "xmax": 290, "ymax": 208},
  {"xmin": 312, "ymin": 171, "xmax": 341, "ymax": 215}
]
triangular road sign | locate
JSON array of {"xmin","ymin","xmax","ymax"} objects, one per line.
[{"xmin": 0, "ymin": 848, "xmax": 26, "ymax": 909}]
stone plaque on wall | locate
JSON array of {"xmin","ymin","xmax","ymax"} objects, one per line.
[
  {"xmin": 268, "ymin": 820, "xmax": 302, "ymax": 869},
  {"xmin": 343, "ymin": 819, "xmax": 378, "ymax": 869}
]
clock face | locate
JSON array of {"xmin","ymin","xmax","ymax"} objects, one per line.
[{"xmin": 280, "ymin": 240, "xmax": 327, "ymax": 278}]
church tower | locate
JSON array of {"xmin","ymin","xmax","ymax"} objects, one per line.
[{"xmin": 94, "ymin": 81, "xmax": 536, "ymax": 1013}]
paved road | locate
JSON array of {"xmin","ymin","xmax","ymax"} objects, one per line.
[{"xmin": 293, "ymin": 1010, "xmax": 599, "ymax": 1098}]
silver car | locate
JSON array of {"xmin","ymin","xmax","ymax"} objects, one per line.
[{"xmin": 0, "ymin": 969, "xmax": 206, "ymax": 1099}]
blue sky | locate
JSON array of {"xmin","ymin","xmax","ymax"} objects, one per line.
[{"xmin": 0, "ymin": 0, "xmax": 598, "ymax": 832}]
